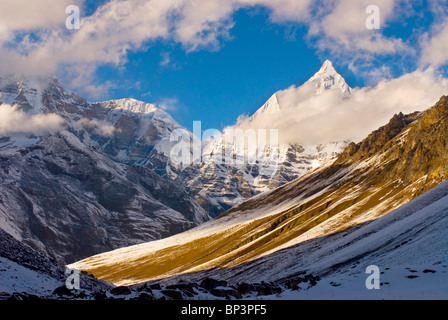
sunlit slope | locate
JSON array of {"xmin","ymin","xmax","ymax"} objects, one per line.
[{"xmin": 70, "ymin": 96, "xmax": 448, "ymax": 286}]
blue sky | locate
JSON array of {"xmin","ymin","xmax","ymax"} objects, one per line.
[
  {"xmin": 99, "ymin": 8, "xmax": 326, "ymax": 131},
  {"xmin": 1, "ymin": 0, "xmax": 448, "ymax": 132}
]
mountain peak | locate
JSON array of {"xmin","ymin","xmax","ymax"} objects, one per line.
[
  {"xmin": 250, "ymin": 93, "xmax": 280, "ymax": 119},
  {"xmin": 320, "ymin": 60, "xmax": 335, "ymax": 73},
  {"xmin": 308, "ymin": 60, "xmax": 351, "ymax": 96},
  {"xmin": 246, "ymin": 60, "xmax": 351, "ymax": 122},
  {"xmin": 311, "ymin": 60, "xmax": 338, "ymax": 79}
]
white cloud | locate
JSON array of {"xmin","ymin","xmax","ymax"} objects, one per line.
[
  {"xmin": 238, "ymin": 0, "xmax": 312, "ymax": 22},
  {"xmin": 0, "ymin": 104, "xmax": 64, "ymax": 135},
  {"xmin": 420, "ymin": 18, "xmax": 448, "ymax": 68},
  {"xmin": 309, "ymin": 0, "xmax": 410, "ymax": 71},
  {"xmin": 0, "ymin": 0, "xmax": 79, "ymax": 31},
  {"xmin": 235, "ymin": 70, "xmax": 448, "ymax": 145},
  {"xmin": 157, "ymin": 97, "xmax": 180, "ymax": 112},
  {"xmin": 160, "ymin": 52, "xmax": 172, "ymax": 67},
  {"xmin": 0, "ymin": 0, "xmax": 312, "ymax": 78}
]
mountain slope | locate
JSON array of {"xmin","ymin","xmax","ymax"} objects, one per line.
[
  {"xmin": 1, "ymin": 74, "xmax": 214, "ymax": 264},
  {"xmin": 0, "ymin": 130, "xmax": 209, "ymax": 264},
  {"xmin": 70, "ymin": 96, "xmax": 448, "ymax": 286},
  {"xmin": 179, "ymin": 178, "xmax": 448, "ymax": 299},
  {"xmin": 221, "ymin": 177, "xmax": 448, "ymax": 285}
]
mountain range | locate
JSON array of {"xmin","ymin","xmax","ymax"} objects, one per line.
[
  {"xmin": 70, "ymin": 95, "xmax": 448, "ymax": 293},
  {"xmin": 0, "ymin": 61, "xmax": 352, "ymax": 264},
  {"xmin": 0, "ymin": 75, "xmax": 209, "ymax": 264},
  {"xmin": 1, "ymin": 61, "xmax": 448, "ymax": 300}
]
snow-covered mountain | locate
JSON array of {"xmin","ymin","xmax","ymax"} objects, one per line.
[
  {"xmin": 0, "ymin": 61, "xmax": 371, "ymax": 264},
  {"xmin": 181, "ymin": 60, "xmax": 351, "ymax": 216},
  {"xmin": 0, "ymin": 75, "xmax": 210, "ymax": 264},
  {"xmin": 69, "ymin": 96, "xmax": 448, "ymax": 291},
  {"xmin": 249, "ymin": 60, "xmax": 351, "ymax": 121},
  {"xmin": 0, "ymin": 129, "xmax": 211, "ymax": 264},
  {"xmin": 1, "ymin": 62, "xmax": 352, "ymax": 220},
  {"xmin": 2, "ymin": 68, "xmax": 448, "ymax": 299}
]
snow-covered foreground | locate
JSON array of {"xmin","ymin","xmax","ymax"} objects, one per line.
[
  {"xmin": 192, "ymin": 179, "xmax": 448, "ymax": 299},
  {"xmin": 0, "ymin": 257, "xmax": 61, "ymax": 296},
  {"xmin": 259, "ymin": 265, "xmax": 448, "ymax": 300}
]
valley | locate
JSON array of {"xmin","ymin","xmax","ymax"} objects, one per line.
[{"xmin": 1, "ymin": 62, "xmax": 448, "ymax": 300}]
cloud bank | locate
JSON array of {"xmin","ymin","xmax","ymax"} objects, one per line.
[
  {"xmin": 0, "ymin": 104, "xmax": 64, "ymax": 135},
  {"xmin": 236, "ymin": 70, "xmax": 448, "ymax": 145}
]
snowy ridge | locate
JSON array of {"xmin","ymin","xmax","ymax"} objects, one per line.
[
  {"xmin": 0, "ymin": 76, "xmax": 211, "ymax": 264},
  {"xmin": 110, "ymin": 98, "xmax": 158, "ymax": 114},
  {"xmin": 250, "ymin": 93, "xmax": 280, "ymax": 118}
]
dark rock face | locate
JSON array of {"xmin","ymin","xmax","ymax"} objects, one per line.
[
  {"xmin": 166, "ymin": 283, "xmax": 197, "ymax": 297},
  {"xmin": 149, "ymin": 283, "xmax": 161, "ymax": 290},
  {"xmin": 0, "ymin": 131, "xmax": 207, "ymax": 264},
  {"xmin": 210, "ymin": 288, "xmax": 242, "ymax": 299},
  {"xmin": 337, "ymin": 111, "xmax": 421, "ymax": 163},
  {"xmin": 161, "ymin": 289, "xmax": 183, "ymax": 300},
  {"xmin": 140, "ymin": 276, "xmax": 308, "ymax": 300},
  {"xmin": 200, "ymin": 278, "xmax": 227, "ymax": 291},
  {"xmin": 93, "ymin": 291, "xmax": 108, "ymax": 300},
  {"xmin": 110, "ymin": 286, "xmax": 132, "ymax": 296},
  {"xmin": 255, "ymin": 283, "xmax": 282, "ymax": 296},
  {"xmin": 1, "ymin": 76, "xmax": 211, "ymax": 265},
  {"xmin": 236, "ymin": 283, "xmax": 254, "ymax": 294},
  {"xmin": 52, "ymin": 286, "xmax": 74, "ymax": 297},
  {"xmin": 132, "ymin": 292, "xmax": 154, "ymax": 301}
]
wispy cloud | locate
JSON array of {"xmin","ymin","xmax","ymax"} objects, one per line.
[
  {"xmin": 420, "ymin": 18, "xmax": 448, "ymax": 68},
  {"xmin": 159, "ymin": 52, "xmax": 172, "ymax": 67},
  {"xmin": 157, "ymin": 97, "xmax": 180, "ymax": 112}
]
